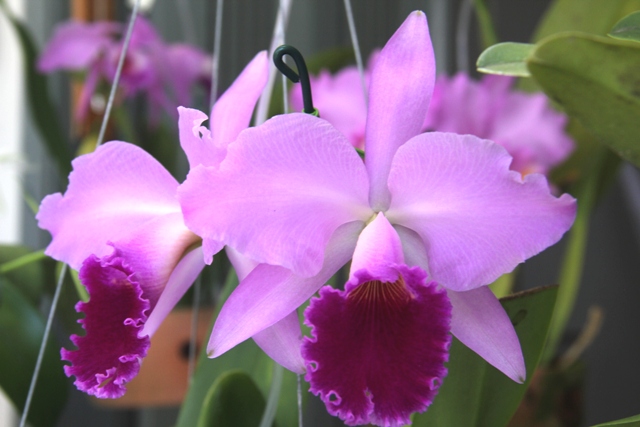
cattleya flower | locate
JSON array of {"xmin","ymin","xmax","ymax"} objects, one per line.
[
  {"xmin": 38, "ymin": 17, "xmax": 212, "ymax": 122},
  {"xmin": 36, "ymin": 51, "xmax": 268, "ymax": 398},
  {"xmin": 179, "ymin": 11, "xmax": 577, "ymax": 425},
  {"xmin": 424, "ymin": 73, "xmax": 574, "ymax": 176}
]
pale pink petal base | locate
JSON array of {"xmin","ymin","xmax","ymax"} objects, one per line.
[
  {"xmin": 303, "ymin": 265, "xmax": 452, "ymax": 427},
  {"xmin": 62, "ymin": 255, "xmax": 150, "ymax": 399}
]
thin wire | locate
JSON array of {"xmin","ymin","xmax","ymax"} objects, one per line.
[
  {"xmin": 19, "ymin": 264, "xmax": 68, "ymax": 427},
  {"xmin": 209, "ymin": 0, "xmax": 224, "ymax": 111},
  {"xmin": 96, "ymin": 0, "xmax": 142, "ymax": 149},
  {"xmin": 187, "ymin": 276, "xmax": 202, "ymax": 382},
  {"xmin": 343, "ymin": 0, "xmax": 367, "ymax": 106},
  {"xmin": 456, "ymin": 0, "xmax": 473, "ymax": 73},
  {"xmin": 297, "ymin": 374, "xmax": 304, "ymax": 427},
  {"xmin": 258, "ymin": 363, "xmax": 284, "ymax": 427},
  {"xmin": 256, "ymin": 0, "xmax": 292, "ymax": 125}
]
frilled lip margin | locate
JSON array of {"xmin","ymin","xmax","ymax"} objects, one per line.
[
  {"xmin": 302, "ymin": 265, "xmax": 452, "ymax": 427},
  {"xmin": 62, "ymin": 254, "xmax": 151, "ymax": 399}
]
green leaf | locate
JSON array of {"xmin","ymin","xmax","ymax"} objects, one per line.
[
  {"xmin": 528, "ymin": 33, "xmax": 640, "ymax": 167},
  {"xmin": 0, "ymin": 246, "xmax": 51, "ymax": 305},
  {"xmin": 592, "ymin": 414, "xmax": 640, "ymax": 426},
  {"xmin": 0, "ymin": 278, "xmax": 68, "ymax": 427},
  {"xmin": 473, "ymin": 0, "xmax": 498, "ymax": 48},
  {"xmin": 0, "ymin": 0, "xmax": 72, "ymax": 179},
  {"xmin": 413, "ymin": 286, "xmax": 558, "ymax": 427},
  {"xmin": 197, "ymin": 370, "xmax": 268, "ymax": 427},
  {"xmin": 533, "ymin": 0, "xmax": 640, "ymax": 41},
  {"xmin": 609, "ymin": 11, "xmax": 640, "ymax": 42},
  {"xmin": 476, "ymin": 42, "xmax": 534, "ymax": 77}
]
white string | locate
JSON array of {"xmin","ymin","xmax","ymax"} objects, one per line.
[
  {"xmin": 297, "ymin": 374, "xmax": 304, "ymax": 427},
  {"xmin": 258, "ymin": 363, "xmax": 284, "ymax": 427},
  {"xmin": 343, "ymin": 0, "xmax": 367, "ymax": 106},
  {"xmin": 19, "ymin": 264, "xmax": 68, "ymax": 427},
  {"xmin": 255, "ymin": 0, "xmax": 292, "ymax": 125},
  {"xmin": 209, "ymin": 0, "xmax": 224, "ymax": 111},
  {"xmin": 187, "ymin": 276, "xmax": 202, "ymax": 382},
  {"xmin": 96, "ymin": 0, "xmax": 142, "ymax": 148},
  {"xmin": 456, "ymin": 0, "xmax": 473, "ymax": 73}
]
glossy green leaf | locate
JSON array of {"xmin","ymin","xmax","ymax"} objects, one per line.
[
  {"xmin": 528, "ymin": 33, "xmax": 640, "ymax": 167},
  {"xmin": 0, "ymin": 0, "xmax": 72, "ymax": 179},
  {"xmin": 197, "ymin": 370, "xmax": 268, "ymax": 427},
  {"xmin": 477, "ymin": 42, "xmax": 534, "ymax": 77},
  {"xmin": 592, "ymin": 414, "xmax": 640, "ymax": 426},
  {"xmin": 413, "ymin": 286, "xmax": 558, "ymax": 427},
  {"xmin": 0, "ymin": 278, "xmax": 68, "ymax": 427},
  {"xmin": 533, "ymin": 0, "xmax": 640, "ymax": 41},
  {"xmin": 609, "ymin": 11, "xmax": 640, "ymax": 41}
]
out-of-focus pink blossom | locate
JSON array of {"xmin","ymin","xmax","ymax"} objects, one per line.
[{"xmin": 38, "ymin": 17, "xmax": 212, "ymax": 123}]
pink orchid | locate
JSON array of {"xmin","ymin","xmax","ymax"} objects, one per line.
[
  {"xmin": 38, "ymin": 17, "xmax": 212, "ymax": 122},
  {"xmin": 36, "ymin": 51, "xmax": 268, "ymax": 398},
  {"xmin": 424, "ymin": 72, "xmax": 574, "ymax": 176},
  {"xmin": 179, "ymin": 11, "xmax": 576, "ymax": 425}
]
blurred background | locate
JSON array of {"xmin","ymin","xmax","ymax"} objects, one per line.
[{"xmin": 1, "ymin": 0, "xmax": 640, "ymax": 426}]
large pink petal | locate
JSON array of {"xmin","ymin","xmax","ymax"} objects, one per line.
[
  {"xmin": 180, "ymin": 114, "xmax": 371, "ymax": 277},
  {"xmin": 210, "ymin": 50, "xmax": 269, "ymax": 147},
  {"xmin": 447, "ymin": 287, "xmax": 526, "ymax": 383},
  {"xmin": 207, "ymin": 221, "xmax": 362, "ymax": 358},
  {"xmin": 386, "ymin": 132, "xmax": 577, "ymax": 291},
  {"xmin": 364, "ymin": 11, "xmax": 435, "ymax": 211},
  {"xmin": 37, "ymin": 141, "xmax": 181, "ymax": 270},
  {"xmin": 141, "ymin": 246, "xmax": 206, "ymax": 337},
  {"xmin": 252, "ymin": 312, "xmax": 305, "ymax": 374}
]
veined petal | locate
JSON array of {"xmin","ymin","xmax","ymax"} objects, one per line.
[
  {"xmin": 365, "ymin": 11, "xmax": 435, "ymax": 211},
  {"xmin": 303, "ymin": 265, "xmax": 451, "ymax": 427},
  {"xmin": 386, "ymin": 132, "xmax": 577, "ymax": 291},
  {"xmin": 62, "ymin": 255, "xmax": 150, "ymax": 399},
  {"xmin": 210, "ymin": 50, "xmax": 269, "ymax": 146},
  {"xmin": 447, "ymin": 287, "xmax": 526, "ymax": 383},
  {"xmin": 207, "ymin": 221, "xmax": 363, "ymax": 357},
  {"xmin": 252, "ymin": 312, "xmax": 305, "ymax": 374},
  {"xmin": 180, "ymin": 114, "xmax": 371, "ymax": 277},
  {"xmin": 141, "ymin": 246, "xmax": 206, "ymax": 337},
  {"xmin": 37, "ymin": 141, "xmax": 181, "ymax": 270}
]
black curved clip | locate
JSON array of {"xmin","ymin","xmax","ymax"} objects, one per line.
[{"xmin": 273, "ymin": 45, "xmax": 319, "ymax": 117}]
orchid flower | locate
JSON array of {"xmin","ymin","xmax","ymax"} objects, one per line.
[
  {"xmin": 35, "ymin": 51, "xmax": 268, "ymax": 398},
  {"xmin": 179, "ymin": 11, "xmax": 576, "ymax": 424},
  {"xmin": 424, "ymin": 72, "xmax": 574, "ymax": 176},
  {"xmin": 38, "ymin": 17, "xmax": 212, "ymax": 122}
]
